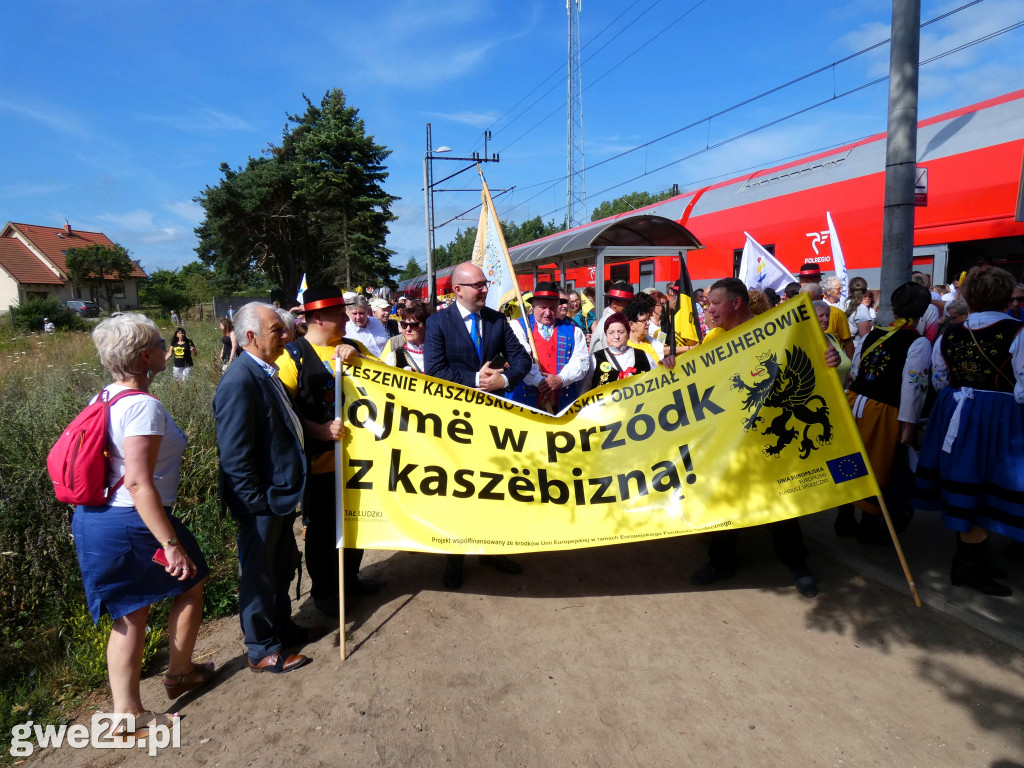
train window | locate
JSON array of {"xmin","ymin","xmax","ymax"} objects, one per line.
[
  {"xmin": 638, "ymin": 260, "xmax": 655, "ymax": 291},
  {"xmin": 733, "ymin": 244, "xmax": 774, "ymax": 279},
  {"xmin": 609, "ymin": 264, "xmax": 631, "ymax": 286}
]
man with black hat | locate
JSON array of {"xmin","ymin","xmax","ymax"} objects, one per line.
[
  {"xmin": 590, "ymin": 281, "xmax": 636, "ymax": 354},
  {"xmin": 509, "ymin": 281, "xmax": 590, "ymax": 412},
  {"xmin": 276, "ymin": 285, "xmax": 381, "ymax": 617}
]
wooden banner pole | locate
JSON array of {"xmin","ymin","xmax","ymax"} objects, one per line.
[
  {"xmin": 335, "ymin": 352, "xmax": 347, "ymax": 660},
  {"xmin": 877, "ymin": 496, "xmax": 922, "ymax": 607}
]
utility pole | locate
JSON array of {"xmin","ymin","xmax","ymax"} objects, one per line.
[
  {"xmin": 877, "ymin": 0, "xmax": 921, "ymax": 325},
  {"xmin": 566, "ymin": 0, "xmax": 586, "ymax": 229},
  {"xmin": 423, "ymin": 125, "xmax": 499, "ymax": 307}
]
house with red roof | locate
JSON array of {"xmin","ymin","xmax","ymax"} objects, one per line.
[{"xmin": 0, "ymin": 221, "xmax": 146, "ymax": 311}]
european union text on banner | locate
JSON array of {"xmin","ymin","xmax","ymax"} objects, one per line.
[
  {"xmin": 340, "ymin": 295, "xmax": 881, "ymax": 555},
  {"xmin": 827, "ymin": 453, "xmax": 869, "ymax": 484}
]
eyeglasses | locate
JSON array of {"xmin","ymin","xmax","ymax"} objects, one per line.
[
  {"xmin": 400, "ymin": 321, "xmax": 422, "ymax": 329},
  {"xmin": 457, "ymin": 281, "xmax": 489, "ymax": 290},
  {"xmin": 1012, "ymin": 295, "xmax": 1024, "ymax": 303}
]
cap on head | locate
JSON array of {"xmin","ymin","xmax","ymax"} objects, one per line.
[
  {"xmin": 302, "ymin": 285, "xmax": 347, "ymax": 313},
  {"xmin": 370, "ymin": 297, "xmax": 389, "ymax": 311}
]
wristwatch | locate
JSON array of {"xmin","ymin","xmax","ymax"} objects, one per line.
[{"xmin": 163, "ymin": 536, "xmax": 179, "ymax": 548}]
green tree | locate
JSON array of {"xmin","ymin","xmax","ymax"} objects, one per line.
[
  {"xmin": 195, "ymin": 89, "xmax": 398, "ymax": 296},
  {"xmin": 64, "ymin": 243, "xmax": 138, "ymax": 310},
  {"xmin": 139, "ymin": 268, "xmax": 192, "ymax": 317},
  {"xmin": 590, "ymin": 190, "xmax": 675, "ymax": 222},
  {"xmin": 399, "ymin": 255, "xmax": 423, "ymax": 281}
]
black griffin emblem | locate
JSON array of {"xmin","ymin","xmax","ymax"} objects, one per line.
[{"xmin": 730, "ymin": 347, "xmax": 833, "ymax": 459}]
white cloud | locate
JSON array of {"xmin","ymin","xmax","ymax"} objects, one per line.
[
  {"xmin": 424, "ymin": 110, "xmax": 500, "ymax": 128},
  {"xmin": 93, "ymin": 209, "xmax": 155, "ymax": 231},
  {"xmin": 137, "ymin": 108, "xmax": 255, "ymax": 132},
  {"xmin": 165, "ymin": 200, "xmax": 204, "ymax": 225},
  {"xmin": 0, "ymin": 96, "xmax": 89, "ymax": 138},
  {"xmin": 0, "ymin": 181, "xmax": 70, "ymax": 199}
]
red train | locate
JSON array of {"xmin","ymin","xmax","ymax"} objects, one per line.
[{"xmin": 401, "ymin": 89, "xmax": 1024, "ymax": 298}]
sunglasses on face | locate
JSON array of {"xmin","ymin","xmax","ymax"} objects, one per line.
[
  {"xmin": 400, "ymin": 321, "xmax": 422, "ymax": 329},
  {"xmin": 1013, "ymin": 295, "xmax": 1024, "ymax": 303}
]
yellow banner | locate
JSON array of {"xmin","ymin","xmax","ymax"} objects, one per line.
[{"xmin": 339, "ymin": 295, "xmax": 879, "ymax": 554}]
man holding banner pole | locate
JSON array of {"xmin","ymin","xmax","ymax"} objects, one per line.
[
  {"xmin": 688, "ymin": 278, "xmax": 831, "ymax": 598},
  {"xmin": 424, "ymin": 261, "xmax": 532, "ymax": 589},
  {"xmin": 276, "ymin": 285, "xmax": 381, "ymax": 618}
]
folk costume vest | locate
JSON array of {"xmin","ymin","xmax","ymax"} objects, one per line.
[
  {"xmin": 941, "ymin": 318, "xmax": 1021, "ymax": 393},
  {"xmin": 283, "ymin": 336, "xmax": 352, "ymax": 463},
  {"xmin": 510, "ymin": 317, "xmax": 579, "ymax": 410},
  {"xmin": 850, "ymin": 326, "xmax": 920, "ymax": 408},
  {"xmin": 591, "ymin": 346, "xmax": 653, "ymax": 390}
]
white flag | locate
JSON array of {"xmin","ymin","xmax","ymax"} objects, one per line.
[
  {"xmin": 826, "ymin": 212, "xmax": 848, "ymax": 303},
  {"xmin": 739, "ymin": 232, "xmax": 796, "ymax": 294},
  {"xmin": 471, "ymin": 177, "xmax": 518, "ymax": 312},
  {"xmin": 296, "ymin": 273, "xmax": 308, "ymax": 305}
]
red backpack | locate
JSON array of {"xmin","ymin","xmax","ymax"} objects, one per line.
[{"xmin": 47, "ymin": 389, "xmax": 153, "ymax": 505}]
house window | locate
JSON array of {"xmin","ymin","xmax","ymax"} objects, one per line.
[{"xmin": 112, "ymin": 283, "xmax": 126, "ymax": 299}]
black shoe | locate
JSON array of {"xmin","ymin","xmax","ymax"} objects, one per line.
[
  {"xmin": 314, "ymin": 597, "xmax": 340, "ymax": 617},
  {"xmin": 689, "ymin": 562, "xmax": 735, "ymax": 586},
  {"xmin": 443, "ymin": 558, "xmax": 464, "ymax": 590},
  {"xmin": 834, "ymin": 506, "xmax": 857, "ymax": 537},
  {"xmin": 345, "ymin": 577, "xmax": 381, "ymax": 596},
  {"xmin": 951, "ymin": 538, "xmax": 1012, "ymax": 597},
  {"xmin": 479, "ymin": 555, "xmax": 522, "ymax": 574},
  {"xmin": 791, "ymin": 566, "xmax": 818, "ymax": 598}
]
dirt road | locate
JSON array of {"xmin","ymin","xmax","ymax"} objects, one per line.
[{"xmin": 29, "ymin": 533, "xmax": 1024, "ymax": 767}]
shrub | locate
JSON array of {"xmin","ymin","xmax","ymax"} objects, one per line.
[{"xmin": 11, "ymin": 297, "xmax": 87, "ymax": 332}]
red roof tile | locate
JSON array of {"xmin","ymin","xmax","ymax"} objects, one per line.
[
  {"xmin": 0, "ymin": 236, "xmax": 64, "ymax": 285},
  {"xmin": 7, "ymin": 223, "xmax": 146, "ymax": 279}
]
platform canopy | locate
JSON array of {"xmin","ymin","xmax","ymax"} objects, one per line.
[{"xmin": 508, "ymin": 214, "xmax": 703, "ymax": 271}]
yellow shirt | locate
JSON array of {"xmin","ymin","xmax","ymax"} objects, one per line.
[
  {"xmin": 276, "ymin": 341, "xmax": 338, "ymax": 475},
  {"xmin": 827, "ymin": 305, "xmax": 852, "ymax": 341},
  {"xmin": 701, "ymin": 326, "xmax": 726, "ymax": 344}
]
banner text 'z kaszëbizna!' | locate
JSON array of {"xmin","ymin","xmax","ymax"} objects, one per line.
[{"xmin": 339, "ymin": 295, "xmax": 879, "ymax": 554}]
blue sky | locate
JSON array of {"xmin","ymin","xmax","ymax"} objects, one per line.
[{"xmin": 2, "ymin": 0, "xmax": 1022, "ymax": 279}]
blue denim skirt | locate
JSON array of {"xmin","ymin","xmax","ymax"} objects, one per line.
[{"xmin": 71, "ymin": 505, "xmax": 209, "ymax": 622}]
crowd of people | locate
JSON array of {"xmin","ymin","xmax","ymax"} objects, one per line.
[{"xmin": 68, "ymin": 260, "xmax": 1023, "ymax": 729}]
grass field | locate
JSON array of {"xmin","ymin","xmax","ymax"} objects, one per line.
[{"xmin": 0, "ymin": 312, "xmax": 239, "ymax": 742}]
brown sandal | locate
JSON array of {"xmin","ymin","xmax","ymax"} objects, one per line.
[{"xmin": 163, "ymin": 662, "xmax": 215, "ymax": 700}]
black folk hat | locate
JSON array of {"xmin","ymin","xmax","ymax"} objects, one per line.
[
  {"xmin": 301, "ymin": 285, "xmax": 348, "ymax": 313},
  {"xmin": 605, "ymin": 281, "xmax": 635, "ymax": 302},
  {"xmin": 528, "ymin": 281, "xmax": 561, "ymax": 303}
]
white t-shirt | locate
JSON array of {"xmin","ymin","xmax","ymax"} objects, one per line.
[
  {"xmin": 93, "ymin": 384, "xmax": 187, "ymax": 507},
  {"xmin": 345, "ymin": 317, "xmax": 389, "ymax": 357}
]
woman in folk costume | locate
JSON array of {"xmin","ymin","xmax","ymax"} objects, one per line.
[
  {"xmin": 509, "ymin": 282, "xmax": 590, "ymax": 412},
  {"xmin": 834, "ymin": 282, "xmax": 932, "ymax": 544},
  {"xmin": 915, "ymin": 265, "xmax": 1024, "ymax": 596},
  {"xmin": 382, "ymin": 300, "xmax": 431, "ymax": 372},
  {"xmin": 584, "ymin": 312, "xmax": 658, "ymax": 391}
]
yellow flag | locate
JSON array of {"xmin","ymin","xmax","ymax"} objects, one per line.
[{"xmin": 338, "ymin": 295, "xmax": 879, "ymax": 554}]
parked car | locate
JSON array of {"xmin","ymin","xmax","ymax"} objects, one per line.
[{"xmin": 66, "ymin": 300, "xmax": 100, "ymax": 317}]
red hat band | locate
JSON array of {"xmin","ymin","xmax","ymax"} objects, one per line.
[
  {"xmin": 606, "ymin": 289, "xmax": 634, "ymax": 301},
  {"xmin": 303, "ymin": 297, "xmax": 347, "ymax": 312},
  {"xmin": 531, "ymin": 290, "xmax": 561, "ymax": 300}
]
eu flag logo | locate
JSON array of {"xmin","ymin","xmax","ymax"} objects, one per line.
[{"xmin": 827, "ymin": 453, "xmax": 869, "ymax": 484}]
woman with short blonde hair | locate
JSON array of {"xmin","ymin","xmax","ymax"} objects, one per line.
[{"xmin": 72, "ymin": 314, "xmax": 213, "ymax": 734}]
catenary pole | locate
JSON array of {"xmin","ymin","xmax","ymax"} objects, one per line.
[{"xmin": 877, "ymin": 0, "xmax": 921, "ymax": 325}]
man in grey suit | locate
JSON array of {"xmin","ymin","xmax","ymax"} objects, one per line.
[
  {"xmin": 214, "ymin": 302, "xmax": 323, "ymax": 674},
  {"xmin": 424, "ymin": 262, "xmax": 533, "ymax": 589}
]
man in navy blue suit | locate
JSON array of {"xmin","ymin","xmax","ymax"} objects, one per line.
[
  {"xmin": 214, "ymin": 302, "xmax": 321, "ymax": 674},
  {"xmin": 425, "ymin": 261, "xmax": 533, "ymax": 589}
]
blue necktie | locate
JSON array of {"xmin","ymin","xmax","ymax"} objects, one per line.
[{"xmin": 469, "ymin": 313, "xmax": 482, "ymax": 359}]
